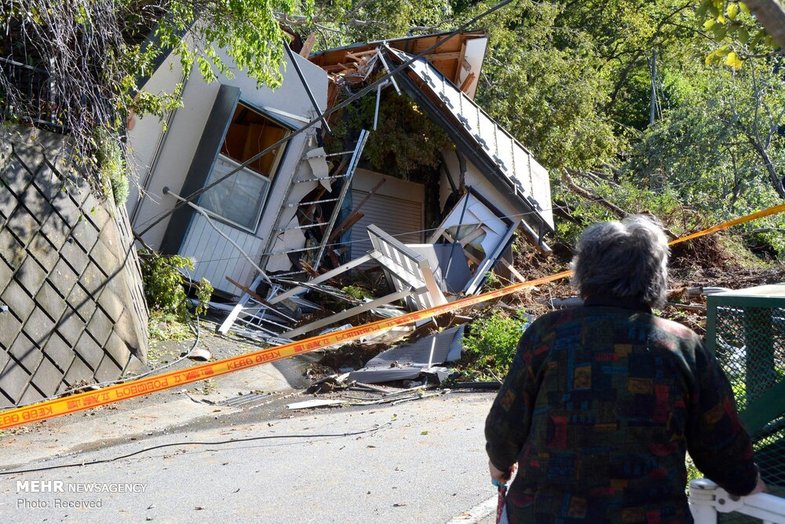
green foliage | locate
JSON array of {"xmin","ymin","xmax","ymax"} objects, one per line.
[
  {"xmin": 308, "ymin": 0, "xmax": 452, "ymax": 49},
  {"xmin": 554, "ymin": 177, "xmax": 686, "ymax": 247},
  {"xmin": 2, "ymin": 0, "xmax": 305, "ymax": 196},
  {"xmin": 473, "ymin": 0, "xmax": 620, "ymax": 171},
  {"xmin": 94, "ymin": 128, "xmax": 129, "ymax": 205},
  {"xmin": 329, "ymin": 92, "xmax": 453, "ymax": 179},
  {"xmin": 463, "ymin": 310, "xmax": 530, "ymax": 379},
  {"xmin": 685, "ymin": 454, "xmax": 701, "ymax": 484},
  {"xmin": 152, "ymin": 0, "xmax": 297, "ymax": 94},
  {"xmin": 139, "ymin": 250, "xmax": 200, "ymax": 319},
  {"xmin": 147, "ymin": 311, "xmax": 193, "ymax": 342},
  {"xmin": 621, "ymin": 57, "xmax": 785, "ymax": 252},
  {"xmin": 743, "ymin": 225, "xmax": 785, "ymax": 259},
  {"xmin": 140, "ymin": 250, "xmax": 192, "ymax": 317},
  {"xmin": 341, "ymin": 284, "xmax": 372, "ymax": 300},
  {"xmin": 194, "ymin": 277, "xmax": 214, "ymax": 317},
  {"xmin": 696, "ymin": 0, "xmax": 774, "ymax": 69}
]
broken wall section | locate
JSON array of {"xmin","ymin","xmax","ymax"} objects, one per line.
[{"xmin": 0, "ymin": 126, "xmax": 148, "ymax": 407}]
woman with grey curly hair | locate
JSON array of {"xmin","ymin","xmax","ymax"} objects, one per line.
[
  {"xmin": 572, "ymin": 215, "xmax": 670, "ymax": 308},
  {"xmin": 485, "ymin": 215, "xmax": 764, "ymax": 524}
]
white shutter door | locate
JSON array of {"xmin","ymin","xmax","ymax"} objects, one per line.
[{"xmin": 350, "ymin": 190, "xmax": 423, "ymax": 259}]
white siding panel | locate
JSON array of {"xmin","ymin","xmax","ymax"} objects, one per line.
[
  {"xmin": 214, "ymin": 46, "xmax": 327, "ymax": 121},
  {"xmin": 512, "ymin": 145, "xmax": 532, "ymax": 196},
  {"xmin": 130, "ymin": 65, "xmax": 221, "ymax": 249},
  {"xmin": 460, "ymin": 38, "xmax": 487, "ymax": 99},
  {"xmin": 180, "ymin": 214, "xmax": 264, "ymax": 296},
  {"xmin": 126, "ymin": 52, "xmax": 184, "ymax": 222},
  {"xmin": 529, "ymin": 161, "xmax": 554, "ymax": 228}
]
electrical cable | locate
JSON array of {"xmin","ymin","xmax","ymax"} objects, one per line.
[
  {"xmin": 0, "ymin": 422, "xmax": 392, "ymax": 476},
  {"xmin": 188, "ymin": 178, "xmax": 781, "ymax": 266},
  {"xmin": 28, "ymin": 328, "xmax": 200, "ymax": 406}
]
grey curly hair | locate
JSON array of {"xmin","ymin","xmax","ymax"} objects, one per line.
[{"xmin": 571, "ymin": 215, "xmax": 670, "ymax": 308}]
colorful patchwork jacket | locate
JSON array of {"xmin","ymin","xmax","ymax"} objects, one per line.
[{"xmin": 485, "ymin": 298, "xmax": 758, "ymax": 524}]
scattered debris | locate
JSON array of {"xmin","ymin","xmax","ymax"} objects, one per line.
[
  {"xmin": 347, "ymin": 325, "xmax": 464, "ymax": 384},
  {"xmin": 287, "ymin": 399, "xmax": 346, "ymax": 410},
  {"xmin": 288, "ymin": 379, "xmax": 449, "ymax": 409}
]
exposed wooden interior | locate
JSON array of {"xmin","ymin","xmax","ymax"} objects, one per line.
[
  {"xmin": 309, "ymin": 31, "xmax": 486, "ymax": 87},
  {"xmin": 221, "ymin": 104, "xmax": 288, "ymax": 177}
]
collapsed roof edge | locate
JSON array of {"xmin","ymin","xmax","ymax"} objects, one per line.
[{"xmin": 382, "ymin": 46, "xmax": 554, "ymax": 242}]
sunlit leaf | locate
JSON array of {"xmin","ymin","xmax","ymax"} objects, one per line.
[
  {"xmin": 727, "ymin": 2, "xmax": 739, "ymax": 20},
  {"xmin": 725, "ymin": 51, "xmax": 743, "ymax": 70}
]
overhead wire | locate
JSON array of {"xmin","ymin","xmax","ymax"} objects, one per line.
[
  {"xmin": 176, "ymin": 179, "xmax": 785, "ymax": 267},
  {"xmin": 1, "ymin": 202, "xmax": 784, "ymax": 431}
]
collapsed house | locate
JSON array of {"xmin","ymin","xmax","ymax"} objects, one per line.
[{"xmin": 127, "ymin": 31, "xmax": 554, "ymax": 343}]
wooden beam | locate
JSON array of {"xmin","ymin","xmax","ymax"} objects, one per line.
[
  {"xmin": 459, "ymin": 72, "xmax": 476, "ymax": 94},
  {"xmin": 299, "ymin": 33, "xmax": 317, "ymax": 57},
  {"xmin": 499, "ymin": 260, "xmax": 526, "ymax": 283},
  {"xmin": 424, "ymin": 51, "xmax": 462, "ymax": 61},
  {"xmin": 454, "ymin": 42, "xmax": 467, "ymax": 84},
  {"xmin": 346, "ymin": 49, "xmax": 378, "ymax": 61},
  {"xmin": 268, "ymin": 254, "xmax": 373, "ymax": 304},
  {"xmin": 282, "ymin": 289, "xmax": 414, "ymax": 338}
]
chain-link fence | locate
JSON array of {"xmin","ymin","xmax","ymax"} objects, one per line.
[{"xmin": 706, "ymin": 286, "xmax": 785, "ymax": 522}]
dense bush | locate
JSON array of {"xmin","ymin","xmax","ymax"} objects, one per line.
[
  {"xmin": 463, "ymin": 310, "xmax": 530, "ymax": 379},
  {"xmin": 139, "ymin": 250, "xmax": 213, "ymax": 319}
]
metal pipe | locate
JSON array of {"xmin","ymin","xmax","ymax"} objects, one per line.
[{"xmin": 283, "ymin": 39, "xmax": 331, "ymax": 133}]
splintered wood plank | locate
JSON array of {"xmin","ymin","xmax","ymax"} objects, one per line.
[
  {"xmin": 460, "ymin": 72, "xmax": 477, "ymax": 94},
  {"xmin": 299, "ymin": 33, "xmax": 316, "ymax": 57}
]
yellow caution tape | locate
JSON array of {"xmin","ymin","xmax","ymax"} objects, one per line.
[
  {"xmin": 1, "ymin": 203, "xmax": 784, "ymax": 430},
  {"xmin": 668, "ymin": 203, "xmax": 785, "ymax": 246}
]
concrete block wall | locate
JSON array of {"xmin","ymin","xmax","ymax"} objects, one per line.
[{"xmin": 0, "ymin": 126, "xmax": 149, "ymax": 407}]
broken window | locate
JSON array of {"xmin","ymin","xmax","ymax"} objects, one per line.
[{"xmin": 199, "ymin": 103, "xmax": 290, "ymax": 232}]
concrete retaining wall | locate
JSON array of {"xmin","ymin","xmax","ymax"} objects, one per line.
[{"xmin": 0, "ymin": 126, "xmax": 148, "ymax": 407}]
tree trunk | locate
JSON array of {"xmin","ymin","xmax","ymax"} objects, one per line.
[
  {"xmin": 561, "ymin": 168, "xmax": 679, "ymax": 239},
  {"xmin": 748, "ymin": 137, "xmax": 785, "ymax": 199},
  {"xmin": 744, "ymin": 0, "xmax": 785, "ymax": 52}
]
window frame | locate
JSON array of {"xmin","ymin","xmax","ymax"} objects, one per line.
[{"xmin": 198, "ymin": 100, "xmax": 293, "ymax": 235}]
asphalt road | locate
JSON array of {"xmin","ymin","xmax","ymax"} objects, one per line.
[{"xmin": 0, "ymin": 388, "xmax": 499, "ymax": 523}]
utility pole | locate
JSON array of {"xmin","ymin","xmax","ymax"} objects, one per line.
[{"xmin": 649, "ymin": 49, "xmax": 658, "ymax": 125}]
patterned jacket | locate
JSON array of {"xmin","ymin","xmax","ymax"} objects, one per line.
[{"xmin": 485, "ymin": 298, "xmax": 758, "ymax": 524}]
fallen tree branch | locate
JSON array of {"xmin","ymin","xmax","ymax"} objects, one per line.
[
  {"xmin": 561, "ymin": 168, "xmax": 679, "ymax": 240},
  {"xmin": 561, "ymin": 168, "xmax": 629, "ymax": 219}
]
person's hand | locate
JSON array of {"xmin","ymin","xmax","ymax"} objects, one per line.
[
  {"xmin": 489, "ymin": 460, "xmax": 517, "ymax": 484},
  {"xmin": 748, "ymin": 471, "xmax": 767, "ymax": 495}
]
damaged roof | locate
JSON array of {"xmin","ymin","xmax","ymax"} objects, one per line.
[
  {"xmin": 309, "ymin": 32, "xmax": 554, "ymax": 242},
  {"xmin": 308, "ymin": 30, "xmax": 488, "ymax": 98},
  {"xmin": 383, "ymin": 46, "xmax": 554, "ymax": 237}
]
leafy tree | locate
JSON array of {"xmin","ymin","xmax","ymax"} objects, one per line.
[
  {"xmin": 696, "ymin": 0, "xmax": 777, "ymax": 68},
  {"xmin": 0, "ymin": 0, "xmax": 302, "ymax": 193},
  {"xmin": 466, "ymin": 0, "xmax": 619, "ymax": 171},
  {"xmin": 628, "ymin": 59, "xmax": 785, "ymax": 203},
  {"xmin": 284, "ymin": 0, "xmax": 453, "ymax": 49},
  {"xmin": 329, "ymin": 90, "xmax": 454, "ymax": 180}
]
